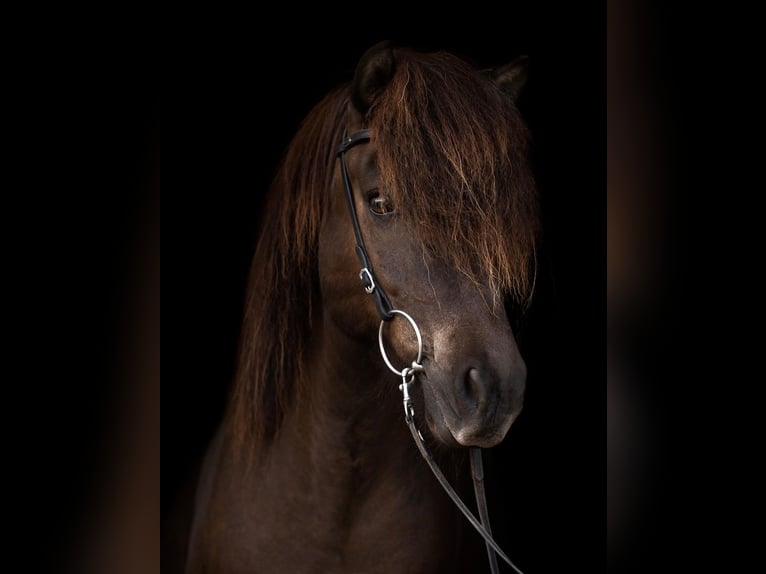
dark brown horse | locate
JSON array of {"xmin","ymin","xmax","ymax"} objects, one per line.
[{"xmin": 186, "ymin": 43, "xmax": 539, "ymax": 573}]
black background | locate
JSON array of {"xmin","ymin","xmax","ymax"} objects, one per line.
[{"xmin": 165, "ymin": 6, "xmax": 604, "ymax": 572}]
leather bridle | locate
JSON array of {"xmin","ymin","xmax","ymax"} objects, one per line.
[
  {"xmin": 337, "ymin": 129, "xmax": 394, "ymax": 321},
  {"xmin": 337, "ymin": 130, "xmax": 525, "ymax": 574}
]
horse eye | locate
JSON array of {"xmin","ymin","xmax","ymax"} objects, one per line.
[{"xmin": 369, "ymin": 194, "xmax": 394, "ymax": 216}]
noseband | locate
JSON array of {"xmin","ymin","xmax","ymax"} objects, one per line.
[{"xmin": 337, "ymin": 130, "xmax": 524, "ymax": 574}]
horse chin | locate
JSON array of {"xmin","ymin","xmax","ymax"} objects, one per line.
[
  {"xmin": 448, "ymin": 416, "xmax": 516, "ymax": 448},
  {"xmin": 424, "ymin": 408, "xmax": 462, "ymax": 448},
  {"xmin": 424, "ymin": 405, "xmax": 515, "ymax": 449},
  {"xmin": 421, "ymin": 405, "xmax": 507, "ymax": 451}
]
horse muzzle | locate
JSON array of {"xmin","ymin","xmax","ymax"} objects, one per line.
[{"xmin": 421, "ymin": 359, "xmax": 526, "ymax": 448}]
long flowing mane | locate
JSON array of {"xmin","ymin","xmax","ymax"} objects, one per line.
[{"xmin": 230, "ymin": 49, "xmax": 539, "ymax": 455}]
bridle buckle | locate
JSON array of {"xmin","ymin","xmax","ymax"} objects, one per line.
[{"xmin": 359, "ymin": 267, "xmax": 376, "ymax": 294}]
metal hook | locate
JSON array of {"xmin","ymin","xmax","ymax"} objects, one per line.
[{"xmin": 399, "ymin": 371, "xmax": 415, "ymax": 421}]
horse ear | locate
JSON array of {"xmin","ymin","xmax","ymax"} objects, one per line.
[
  {"xmin": 352, "ymin": 41, "xmax": 395, "ymax": 114},
  {"xmin": 492, "ymin": 55, "xmax": 528, "ymax": 102}
]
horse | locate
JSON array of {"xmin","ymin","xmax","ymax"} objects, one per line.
[{"xmin": 185, "ymin": 42, "xmax": 539, "ymax": 574}]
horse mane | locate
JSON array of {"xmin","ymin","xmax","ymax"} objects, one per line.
[
  {"xmin": 230, "ymin": 49, "xmax": 539, "ymax": 456},
  {"xmin": 368, "ymin": 49, "xmax": 538, "ymax": 300},
  {"xmin": 228, "ymin": 86, "xmax": 348, "ymax": 455}
]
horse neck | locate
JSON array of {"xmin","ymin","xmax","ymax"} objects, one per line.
[
  {"xmin": 272, "ymin": 313, "xmax": 467, "ymax": 551},
  {"xmin": 293, "ymin": 314, "xmax": 427, "ymax": 482}
]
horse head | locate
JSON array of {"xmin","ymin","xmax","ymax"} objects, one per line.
[{"xmin": 318, "ymin": 42, "xmax": 538, "ymax": 448}]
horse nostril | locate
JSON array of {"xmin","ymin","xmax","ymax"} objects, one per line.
[{"xmin": 462, "ymin": 368, "xmax": 488, "ymax": 411}]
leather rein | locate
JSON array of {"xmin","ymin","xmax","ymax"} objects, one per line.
[{"xmin": 337, "ymin": 130, "xmax": 524, "ymax": 574}]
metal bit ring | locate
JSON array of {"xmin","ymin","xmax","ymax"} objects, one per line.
[{"xmin": 378, "ymin": 309, "xmax": 424, "ymax": 378}]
